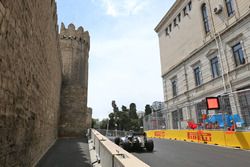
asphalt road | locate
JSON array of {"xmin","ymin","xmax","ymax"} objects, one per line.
[
  {"xmin": 133, "ymin": 139, "xmax": 250, "ymax": 167},
  {"xmin": 37, "ymin": 138, "xmax": 91, "ymax": 167}
]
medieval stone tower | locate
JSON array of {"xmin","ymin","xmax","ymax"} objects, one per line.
[{"xmin": 58, "ymin": 23, "xmax": 91, "ymax": 137}]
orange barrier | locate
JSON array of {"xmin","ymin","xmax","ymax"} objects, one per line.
[{"xmin": 146, "ymin": 130, "xmax": 250, "ymax": 150}]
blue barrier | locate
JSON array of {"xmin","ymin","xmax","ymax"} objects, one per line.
[{"xmin": 207, "ymin": 114, "xmax": 244, "ymax": 128}]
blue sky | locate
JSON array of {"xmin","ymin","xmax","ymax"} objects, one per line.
[{"xmin": 57, "ymin": 0, "xmax": 175, "ymax": 119}]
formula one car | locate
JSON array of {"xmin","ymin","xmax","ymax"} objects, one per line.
[{"xmin": 114, "ymin": 131, "xmax": 154, "ymax": 152}]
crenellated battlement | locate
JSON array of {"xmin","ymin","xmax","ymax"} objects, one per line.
[{"xmin": 60, "ymin": 23, "xmax": 90, "ymax": 49}]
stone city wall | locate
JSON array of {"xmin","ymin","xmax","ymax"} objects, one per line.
[{"xmin": 0, "ymin": 0, "xmax": 62, "ymax": 166}]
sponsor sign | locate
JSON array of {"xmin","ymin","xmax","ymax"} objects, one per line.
[
  {"xmin": 187, "ymin": 131, "xmax": 212, "ymax": 142},
  {"xmin": 206, "ymin": 97, "xmax": 220, "ymax": 110},
  {"xmin": 154, "ymin": 131, "xmax": 165, "ymax": 138}
]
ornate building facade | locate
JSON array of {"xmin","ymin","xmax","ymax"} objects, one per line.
[{"xmin": 155, "ymin": 0, "xmax": 250, "ymax": 129}]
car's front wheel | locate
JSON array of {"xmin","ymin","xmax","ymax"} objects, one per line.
[{"xmin": 145, "ymin": 140, "xmax": 154, "ymax": 152}]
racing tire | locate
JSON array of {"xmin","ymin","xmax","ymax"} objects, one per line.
[
  {"xmin": 133, "ymin": 140, "xmax": 140, "ymax": 150},
  {"xmin": 122, "ymin": 141, "xmax": 131, "ymax": 151},
  {"xmin": 114, "ymin": 137, "xmax": 120, "ymax": 145},
  {"xmin": 145, "ymin": 140, "xmax": 154, "ymax": 152}
]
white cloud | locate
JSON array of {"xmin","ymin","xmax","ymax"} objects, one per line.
[
  {"xmin": 104, "ymin": 0, "xmax": 117, "ymax": 16},
  {"xmin": 95, "ymin": 0, "xmax": 150, "ymax": 17}
]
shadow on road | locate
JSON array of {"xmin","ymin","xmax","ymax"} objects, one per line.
[{"xmin": 36, "ymin": 138, "xmax": 90, "ymax": 167}]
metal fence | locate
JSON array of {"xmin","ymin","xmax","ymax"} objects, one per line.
[
  {"xmin": 143, "ymin": 89, "xmax": 250, "ymax": 131},
  {"xmin": 143, "ymin": 112, "xmax": 166, "ymax": 130}
]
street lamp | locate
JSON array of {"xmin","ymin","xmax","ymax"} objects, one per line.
[
  {"xmin": 115, "ymin": 123, "xmax": 118, "ymax": 137},
  {"xmin": 115, "ymin": 116, "xmax": 119, "ymax": 137}
]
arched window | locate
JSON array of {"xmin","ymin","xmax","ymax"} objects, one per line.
[
  {"xmin": 201, "ymin": 4, "xmax": 210, "ymax": 34},
  {"xmin": 225, "ymin": 0, "xmax": 234, "ymax": 16}
]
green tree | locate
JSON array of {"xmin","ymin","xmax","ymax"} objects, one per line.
[
  {"xmin": 129, "ymin": 103, "xmax": 138, "ymax": 119},
  {"xmin": 91, "ymin": 118, "xmax": 99, "ymax": 129},
  {"xmin": 129, "ymin": 119, "xmax": 140, "ymax": 131},
  {"xmin": 111, "ymin": 100, "xmax": 119, "ymax": 113},
  {"xmin": 100, "ymin": 119, "xmax": 109, "ymax": 129},
  {"xmin": 121, "ymin": 105, "xmax": 128, "ymax": 112},
  {"xmin": 118, "ymin": 110, "xmax": 129, "ymax": 130},
  {"xmin": 119, "ymin": 105, "xmax": 129, "ymax": 130},
  {"xmin": 145, "ymin": 104, "xmax": 152, "ymax": 116},
  {"xmin": 105, "ymin": 101, "xmax": 142, "ymax": 131},
  {"xmin": 108, "ymin": 113, "xmax": 115, "ymax": 130},
  {"xmin": 126, "ymin": 103, "xmax": 139, "ymax": 131},
  {"xmin": 111, "ymin": 100, "xmax": 120, "ymax": 129}
]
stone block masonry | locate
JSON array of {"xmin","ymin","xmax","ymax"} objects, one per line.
[
  {"xmin": 0, "ymin": 0, "xmax": 62, "ymax": 166},
  {"xmin": 0, "ymin": 0, "xmax": 92, "ymax": 166},
  {"xmin": 59, "ymin": 23, "xmax": 91, "ymax": 137}
]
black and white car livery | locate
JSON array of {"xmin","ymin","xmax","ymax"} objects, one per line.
[{"xmin": 114, "ymin": 131, "xmax": 154, "ymax": 152}]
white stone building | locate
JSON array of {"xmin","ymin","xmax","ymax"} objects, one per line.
[{"xmin": 155, "ymin": 0, "xmax": 250, "ymax": 129}]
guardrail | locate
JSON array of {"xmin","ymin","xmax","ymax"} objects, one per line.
[
  {"xmin": 88, "ymin": 129, "xmax": 150, "ymax": 167},
  {"xmin": 96, "ymin": 129, "xmax": 129, "ymax": 137}
]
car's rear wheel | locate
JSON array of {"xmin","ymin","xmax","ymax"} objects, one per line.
[
  {"xmin": 122, "ymin": 141, "xmax": 131, "ymax": 151},
  {"xmin": 133, "ymin": 140, "xmax": 140, "ymax": 150},
  {"xmin": 114, "ymin": 137, "xmax": 120, "ymax": 145},
  {"xmin": 145, "ymin": 140, "xmax": 154, "ymax": 152}
]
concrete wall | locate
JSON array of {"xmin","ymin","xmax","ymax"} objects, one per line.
[
  {"xmin": 0, "ymin": 0, "xmax": 62, "ymax": 166},
  {"xmin": 89, "ymin": 129, "xmax": 150, "ymax": 167}
]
